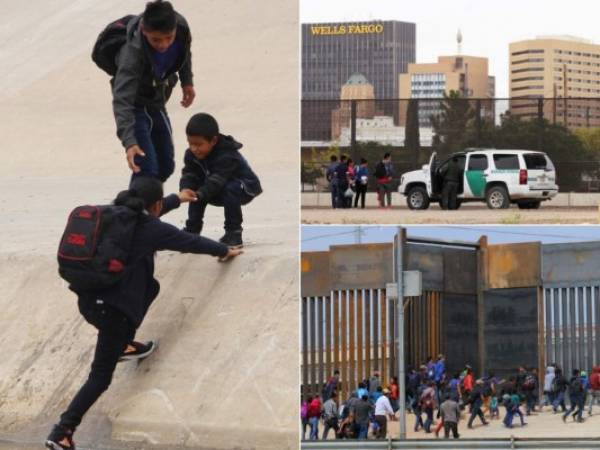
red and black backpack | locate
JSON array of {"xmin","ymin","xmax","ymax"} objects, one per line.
[{"xmin": 57, "ymin": 205, "xmax": 140, "ymax": 291}]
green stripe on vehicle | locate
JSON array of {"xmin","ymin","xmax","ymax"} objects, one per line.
[{"xmin": 465, "ymin": 171, "xmax": 486, "ymax": 197}]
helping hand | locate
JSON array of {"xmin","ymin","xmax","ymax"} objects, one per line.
[
  {"xmin": 181, "ymin": 85, "xmax": 195, "ymax": 108},
  {"xmin": 126, "ymin": 145, "xmax": 145, "ymax": 173},
  {"xmin": 178, "ymin": 189, "xmax": 198, "ymax": 203}
]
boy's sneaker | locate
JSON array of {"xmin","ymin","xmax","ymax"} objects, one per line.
[
  {"xmin": 118, "ymin": 340, "xmax": 156, "ymax": 362},
  {"xmin": 219, "ymin": 231, "xmax": 243, "ymax": 249},
  {"xmin": 45, "ymin": 425, "xmax": 76, "ymax": 450}
]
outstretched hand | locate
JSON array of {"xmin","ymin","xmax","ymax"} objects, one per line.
[
  {"xmin": 181, "ymin": 85, "xmax": 195, "ymax": 108},
  {"xmin": 218, "ymin": 248, "xmax": 243, "ymax": 263},
  {"xmin": 126, "ymin": 145, "xmax": 145, "ymax": 173},
  {"xmin": 178, "ymin": 189, "xmax": 198, "ymax": 203}
]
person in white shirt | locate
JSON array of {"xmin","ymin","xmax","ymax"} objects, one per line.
[{"xmin": 374, "ymin": 388, "xmax": 396, "ymax": 438}]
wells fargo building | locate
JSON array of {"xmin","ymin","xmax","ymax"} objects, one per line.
[{"xmin": 301, "ymin": 20, "xmax": 416, "ymax": 100}]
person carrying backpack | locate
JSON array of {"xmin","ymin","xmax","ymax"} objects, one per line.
[
  {"xmin": 552, "ymin": 368, "xmax": 567, "ymax": 413},
  {"xmin": 93, "ymin": 1, "xmax": 195, "ymax": 182},
  {"xmin": 563, "ymin": 369, "xmax": 585, "ymax": 423},
  {"xmin": 588, "ymin": 366, "xmax": 600, "ymax": 415},
  {"xmin": 45, "ymin": 177, "xmax": 241, "ymax": 450},
  {"xmin": 374, "ymin": 153, "xmax": 394, "ymax": 208}
]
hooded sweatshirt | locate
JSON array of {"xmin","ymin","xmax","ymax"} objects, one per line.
[
  {"xmin": 112, "ymin": 13, "xmax": 193, "ymax": 149},
  {"xmin": 544, "ymin": 366, "xmax": 556, "ymax": 392}
]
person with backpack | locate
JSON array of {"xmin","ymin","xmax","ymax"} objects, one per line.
[
  {"xmin": 374, "ymin": 153, "xmax": 394, "ymax": 208},
  {"xmin": 543, "ymin": 365, "xmax": 556, "ymax": 410},
  {"xmin": 521, "ymin": 368, "xmax": 537, "ymax": 415},
  {"xmin": 325, "ymin": 155, "xmax": 339, "ymax": 209},
  {"xmin": 179, "ymin": 113, "xmax": 262, "ymax": 248},
  {"xmin": 94, "ymin": 1, "xmax": 195, "ymax": 182},
  {"xmin": 420, "ymin": 381, "xmax": 437, "ymax": 433},
  {"xmin": 467, "ymin": 380, "xmax": 489, "ymax": 429},
  {"xmin": 322, "ymin": 391, "xmax": 339, "ymax": 440},
  {"xmin": 588, "ymin": 366, "xmax": 600, "ymax": 415},
  {"xmin": 322, "ymin": 370, "xmax": 340, "ymax": 402},
  {"xmin": 353, "ymin": 158, "xmax": 369, "ymax": 209},
  {"xmin": 563, "ymin": 369, "xmax": 585, "ymax": 423},
  {"xmin": 46, "ymin": 177, "xmax": 241, "ymax": 450},
  {"xmin": 552, "ymin": 368, "xmax": 567, "ymax": 413},
  {"xmin": 335, "ymin": 155, "xmax": 350, "ymax": 209}
]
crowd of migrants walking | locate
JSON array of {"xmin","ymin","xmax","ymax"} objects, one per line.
[
  {"xmin": 326, "ymin": 153, "xmax": 395, "ymax": 210},
  {"xmin": 301, "ymin": 356, "xmax": 600, "ymax": 440}
]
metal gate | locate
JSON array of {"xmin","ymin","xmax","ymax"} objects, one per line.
[
  {"xmin": 301, "ymin": 289, "xmax": 444, "ymax": 400},
  {"xmin": 543, "ymin": 285, "xmax": 600, "ymax": 377}
]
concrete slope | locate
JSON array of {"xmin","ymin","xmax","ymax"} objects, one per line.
[{"xmin": 0, "ymin": 1, "xmax": 299, "ymax": 449}]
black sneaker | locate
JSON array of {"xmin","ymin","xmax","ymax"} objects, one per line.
[
  {"xmin": 45, "ymin": 425, "xmax": 76, "ymax": 450},
  {"xmin": 219, "ymin": 231, "xmax": 243, "ymax": 249},
  {"xmin": 118, "ymin": 341, "xmax": 156, "ymax": 362}
]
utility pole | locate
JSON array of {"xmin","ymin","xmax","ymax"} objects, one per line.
[{"xmin": 394, "ymin": 227, "xmax": 406, "ymax": 439}]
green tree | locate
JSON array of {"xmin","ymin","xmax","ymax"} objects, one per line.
[
  {"xmin": 404, "ymin": 99, "xmax": 421, "ymax": 168},
  {"xmin": 430, "ymin": 90, "xmax": 475, "ymax": 159}
]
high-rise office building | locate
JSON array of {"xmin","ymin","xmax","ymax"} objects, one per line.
[
  {"xmin": 509, "ymin": 36, "xmax": 600, "ymax": 127},
  {"xmin": 301, "ymin": 21, "xmax": 416, "ymax": 100},
  {"xmin": 398, "ymin": 55, "xmax": 494, "ymax": 126}
]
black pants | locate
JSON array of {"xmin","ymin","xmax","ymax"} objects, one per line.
[
  {"xmin": 58, "ymin": 299, "xmax": 136, "ymax": 430},
  {"xmin": 468, "ymin": 404, "xmax": 486, "ymax": 427},
  {"xmin": 374, "ymin": 415, "xmax": 387, "ymax": 438},
  {"xmin": 442, "ymin": 181, "xmax": 459, "ymax": 210},
  {"xmin": 444, "ymin": 421, "xmax": 459, "ymax": 438},
  {"xmin": 185, "ymin": 179, "xmax": 253, "ymax": 233},
  {"xmin": 354, "ymin": 184, "xmax": 367, "ymax": 208}
]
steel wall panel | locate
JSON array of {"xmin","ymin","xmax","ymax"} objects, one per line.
[
  {"xmin": 486, "ymin": 242, "xmax": 541, "ymax": 289},
  {"xmin": 484, "ymin": 288, "xmax": 538, "ymax": 378},
  {"xmin": 443, "ymin": 248, "xmax": 478, "ymax": 294},
  {"xmin": 542, "ymin": 242, "xmax": 600, "ymax": 286},
  {"xmin": 301, "ymin": 251, "xmax": 331, "ymax": 297},
  {"xmin": 406, "ymin": 243, "xmax": 444, "ymax": 291},
  {"xmin": 329, "ymin": 244, "xmax": 393, "ymax": 290},
  {"xmin": 441, "ymin": 293, "xmax": 478, "ymax": 374}
]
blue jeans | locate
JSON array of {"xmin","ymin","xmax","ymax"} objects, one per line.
[
  {"xmin": 308, "ymin": 416, "xmax": 319, "ymax": 440},
  {"xmin": 503, "ymin": 407, "xmax": 514, "ymax": 427},
  {"xmin": 424, "ymin": 407, "xmax": 434, "ymax": 433},
  {"xmin": 131, "ymin": 107, "xmax": 175, "ymax": 182},
  {"xmin": 357, "ymin": 423, "xmax": 369, "ymax": 439},
  {"xmin": 330, "ymin": 181, "xmax": 339, "ymax": 208},
  {"xmin": 553, "ymin": 391, "xmax": 566, "ymax": 411},
  {"xmin": 186, "ymin": 179, "xmax": 253, "ymax": 233}
]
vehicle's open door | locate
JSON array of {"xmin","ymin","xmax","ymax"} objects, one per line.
[{"xmin": 428, "ymin": 152, "xmax": 439, "ymax": 195}]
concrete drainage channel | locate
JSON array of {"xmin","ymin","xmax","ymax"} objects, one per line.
[{"xmin": 300, "ymin": 438, "xmax": 600, "ymax": 450}]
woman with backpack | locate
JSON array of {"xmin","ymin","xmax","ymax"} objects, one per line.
[{"xmin": 46, "ymin": 177, "xmax": 241, "ymax": 450}]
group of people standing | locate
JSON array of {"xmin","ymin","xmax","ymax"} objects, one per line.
[
  {"xmin": 325, "ymin": 153, "xmax": 395, "ymax": 209},
  {"xmin": 300, "ymin": 357, "xmax": 600, "ymax": 442}
]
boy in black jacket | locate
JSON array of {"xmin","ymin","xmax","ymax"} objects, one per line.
[
  {"xmin": 45, "ymin": 177, "xmax": 241, "ymax": 450},
  {"xmin": 180, "ymin": 113, "xmax": 262, "ymax": 248}
]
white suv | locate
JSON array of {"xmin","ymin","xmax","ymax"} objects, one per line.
[{"xmin": 398, "ymin": 149, "xmax": 558, "ymax": 210}]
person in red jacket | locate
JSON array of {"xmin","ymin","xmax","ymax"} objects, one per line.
[
  {"xmin": 307, "ymin": 396, "xmax": 322, "ymax": 440},
  {"xmin": 588, "ymin": 366, "xmax": 600, "ymax": 415}
]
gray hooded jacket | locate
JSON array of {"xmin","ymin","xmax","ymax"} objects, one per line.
[{"xmin": 112, "ymin": 13, "xmax": 193, "ymax": 149}]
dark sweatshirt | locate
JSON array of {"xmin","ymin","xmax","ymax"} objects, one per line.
[
  {"xmin": 79, "ymin": 194, "xmax": 227, "ymax": 327},
  {"xmin": 179, "ymin": 134, "xmax": 262, "ymax": 203},
  {"xmin": 112, "ymin": 13, "xmax": 193, "ymax": 149}
]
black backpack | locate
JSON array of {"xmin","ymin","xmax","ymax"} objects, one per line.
[
  {"xmin": 374, "ymin": 161, "xmax": 387, "ymax": 178},
  {"xmin": 57, "ymin": 205, "xmax": 140, "ymax": 291},
  {"xmin": 92, "ymin": 15, "xmax": 136, "ymax": 76},
  {"xmin": 570, "ymin": 377, "xmax": 583, "ymax": 395}
]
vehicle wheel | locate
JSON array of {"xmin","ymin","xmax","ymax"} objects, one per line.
[
  {"xmin": 486, "ymin": 185, "xmax": 510, "ymax": 209},
  {"xmin": 406, "ymin": 186, "xmax": 430, "ymax": 210}
]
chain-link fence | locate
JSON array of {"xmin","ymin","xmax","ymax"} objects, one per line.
[{"xmin": 301, "ymin": 98, "xmax": 600, "ymax": 193}]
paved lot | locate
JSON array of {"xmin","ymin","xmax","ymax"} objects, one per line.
[{"xmin": 302, "ymin": 205, "xmax": 600, "ymax": 224}]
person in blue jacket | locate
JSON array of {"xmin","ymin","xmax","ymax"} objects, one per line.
[
  {"xmin": 45, "ymin": 177, "xmax": 241, "ymax": 450},
  {"xmin": 353, "ymin": 158, "xmax": 369, "ymax": 209}
]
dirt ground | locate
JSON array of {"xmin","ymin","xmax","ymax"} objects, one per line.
[{"xmin": 302, "ymin": 205, "xmax": 600, "ymax": 224}]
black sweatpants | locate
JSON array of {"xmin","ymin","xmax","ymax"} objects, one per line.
[
  {"xmin": 354, "ymin": 184, "xmax": 367, "ymax": 208},
  {"xmin": 58, "ymin": 298, "xmax": 136, "ymax": 430},
  {"xmin": 444, "ymin": 421, "xmax": 459, "ymax": 438}
]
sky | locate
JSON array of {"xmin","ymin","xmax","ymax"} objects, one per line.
[
  {"xmin": 301, "ymin": 225, "xmax": 600, "ymax": 251},
  {"xmin": 300, "ymin": 0, "xmax": 600, "ymax": 98}
]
